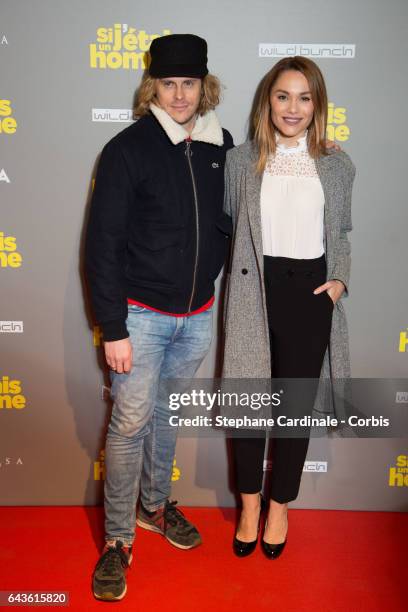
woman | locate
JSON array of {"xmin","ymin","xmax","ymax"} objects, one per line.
[{"xmin": 222, "ymin": 56, "xmax": 355, "ymax": 559}]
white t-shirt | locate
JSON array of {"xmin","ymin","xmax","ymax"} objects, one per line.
[{"xmin": 260, "ymin": 132, "xmax": 325, "ymax": 259}]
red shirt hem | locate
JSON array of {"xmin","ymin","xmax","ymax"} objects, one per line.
[{"xmin": 127, "ymin": 295, "xmax": 215, "ymax": 317}]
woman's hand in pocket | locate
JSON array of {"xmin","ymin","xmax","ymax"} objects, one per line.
[{"xmin": 313, "ymin": 279, "xmax": 345, "ymax": 305}]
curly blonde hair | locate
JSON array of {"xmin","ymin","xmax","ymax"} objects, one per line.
[{"xmin": 135, "ymin": 73, "xmax": 222, "ymax": 117}]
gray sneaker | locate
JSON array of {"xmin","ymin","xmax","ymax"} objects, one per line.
[
  {"xmin": 136, "ymin": 500, "xmax": 201, "ymax": 549},
  {"xmin": 92, "ymin": 540, "xmax": 132, "ymax": 601}
]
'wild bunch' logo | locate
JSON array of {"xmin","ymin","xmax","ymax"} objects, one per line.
[
  {"xmin": 389, "ymin": 455, "xmax": 408, "ymax": 487},
  {"xmin": 0, "ymin": 376, "xmax": 26, "ymax": 409},
  {"xmin": 0, "ymin": 232, "xmax": 22, "ymax": 268},
  {"xmin": 0, "ymin": 100, "xmax": 17, "ymax": 134},
  {"xmin": 89, "ymin": 24, "xmax": 171, "ymax": 70},
  {"xmin": 327, "ymin": 103, "xmax": 350, "ymax": 142}
]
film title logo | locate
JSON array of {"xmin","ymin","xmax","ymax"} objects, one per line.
[
  {"xmin": 389, "ymin": 454, "xmax": 408, "ymax": 487},
  {"xmin": 0, "ymin": 376, "xmax": 26, "ymax": 410},
  {"xmin": 93, "ymin": 326, "xmax": 103, "ymax": 346},
  {"xmin": 94, "ymin": 449, "xmax": 106, "ymax": 480},
  {"xmin": 171, "ymin": 458, "xmax": 180, "ymax": 482},
  {"xmin": 89, "ymin": 24, "xmax": 171, "ymax": 70},
  {"xmin": 399, "ymin": 328, "xmax": 408, "ymax": 352},
  {"xmin": 0, "ymin": 232, "xmax": 22, "ymax": 267},
  {"xmin": 0, "ymin": 321, "xmax": 23, "ymax": 333},
  {"xmin": 94, "ymin": 450, "xmax": 181, "ymax": 481},
  {"xmin": 0, "ymin": 100, "xmax": 17, "ymax": 134},
  {"xmin": 327, "ymin": 103, "xmax": 350, "ymax": 142},
  {"xmin": 0, "ymin": 168, "xmax": 10, "ymax": 183}
]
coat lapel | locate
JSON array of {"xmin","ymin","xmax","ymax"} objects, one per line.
[
  {"xmin": 315, "ymin": 153, "xmax": 341, "ymax": 278},
  {"xmin": 244, "ymin": 142, "xmax": 264, "ymax": 275}
]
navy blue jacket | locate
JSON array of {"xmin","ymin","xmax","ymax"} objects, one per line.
[{"xmin": 85, "ymin": 113, "xmax": 234, "ymax": 341}]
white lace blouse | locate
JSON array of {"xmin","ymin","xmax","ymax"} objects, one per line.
[{"xmin": 260, "ymin": 132, "xmax": 325, "ymax": 259}]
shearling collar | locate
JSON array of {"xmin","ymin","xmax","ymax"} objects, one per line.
[{"xmin": 150, "ymin": 103, "xmax": 223, "ymax": 146}]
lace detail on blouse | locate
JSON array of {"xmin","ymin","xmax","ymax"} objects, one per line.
[{"xmin": 264, "ymin": 131, "xmax": 318, "ymax": 178}]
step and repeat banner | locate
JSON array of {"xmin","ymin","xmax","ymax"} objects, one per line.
[{"xmin": 1, "ymin": 0, "xmax": 407, "ymax": 510}]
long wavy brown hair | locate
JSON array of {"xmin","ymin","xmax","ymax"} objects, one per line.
[
  {"xmin": 253, "ymin": 56, "xmax": 328, "ymax": 173},
  {"xmin": 135, "ymin": 73, "xmax": 222, "ymax": 117}
]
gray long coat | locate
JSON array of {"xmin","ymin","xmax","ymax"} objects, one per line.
[{"xmin": 221, "ymin": 141, "xmax": 356, "ymax": 417}]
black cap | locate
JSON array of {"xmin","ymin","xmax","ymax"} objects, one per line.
[{"xmin": 149, "ymin": 34, "xmax": 208, "ymax": 78}]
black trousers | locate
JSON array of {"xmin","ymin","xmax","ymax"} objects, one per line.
[{"xmin": 232, "ymin": 254, "xmax": 333, "ymax": 503}]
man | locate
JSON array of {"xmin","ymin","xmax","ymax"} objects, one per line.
[{"xmin": 86, "ymin": 34, "xmax": 233, "ymax": 601}]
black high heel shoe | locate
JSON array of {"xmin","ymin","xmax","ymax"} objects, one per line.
[
  {"xmin": 261, "ymin": 537, "xmax": 287, "ymax": 560},
  {"xmin": 261, "ymin": 519, "xmax": 287, "ymax": 560},
  {"xmin": 233, "ymin": 495, "xmax": 263, "ymax": 557}
]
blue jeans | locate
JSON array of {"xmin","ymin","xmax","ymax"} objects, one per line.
[{"xmin": 104, "ymin": 303, "xmax": 213, "ymax": 545}]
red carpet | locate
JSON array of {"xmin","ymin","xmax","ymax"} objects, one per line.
[{"xmin": 1, "ymin": 506, "xmax": 406, "ymax": 611}]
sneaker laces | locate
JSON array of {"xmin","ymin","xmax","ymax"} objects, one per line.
[
  {"xmin": 164, "ymin": 500, "xmax": 192, "ymax": 531},
  {"xmin": 96, "ymin": 541, "xmax": 130, "ymax": 576}
]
